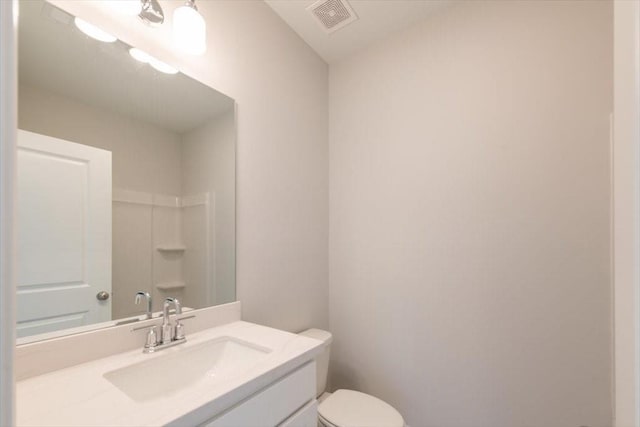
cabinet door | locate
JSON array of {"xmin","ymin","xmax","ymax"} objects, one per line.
[
  {"xmin": 278, "ymin": 400, "xmax": 317, "ymax": 427},
  {"xmin": 203, "ymin": 362, "xmax": 315, "ymax": 427}
]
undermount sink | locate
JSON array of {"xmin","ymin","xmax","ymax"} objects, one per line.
[{"xmin": 104, "ymin": 336, "xmax": 271, "ymax": 402}]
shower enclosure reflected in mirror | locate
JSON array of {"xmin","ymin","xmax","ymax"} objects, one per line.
[{"xmin": 17, "ymin": 0, "xmax": 236, "ymax": 341}]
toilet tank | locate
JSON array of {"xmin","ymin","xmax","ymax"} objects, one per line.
[{"xmin": 299, "ymin": 328, "xmax": 332, "ymax": 397}]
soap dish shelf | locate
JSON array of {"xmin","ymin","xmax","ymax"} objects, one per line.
[
  {"xmin": 156, "ymin": 281, "xmax": 186, "ymax": 291},
  {"xmin": 156, "ymin": 246, "xmax": 186, "ymax": 252}
]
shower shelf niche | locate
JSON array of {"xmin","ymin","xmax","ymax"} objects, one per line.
[
  {"xmin": 156, "ymin": 245, "xmax": 187, "ymax": 252},
  {"xmin": 156, "ymin": 281, "xmax": 186, "ymax": 291}
]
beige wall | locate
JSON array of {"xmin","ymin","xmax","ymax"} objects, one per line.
[
  {"xmin": 329, "ymin": 1, "xmax": 613, "ymax": 426},
  {"xmin": 18, "ymin": 84, "xmax": 182, "ymax": 195},
  {"xmin": 18, "ymin": 83, "xmax": 185, "ymax": 319},
  {"xmin": 49, "ymin": 0, "xmax": 329, "ymax": 332}
]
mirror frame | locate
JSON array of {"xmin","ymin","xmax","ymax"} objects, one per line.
[{"xmin": 0, "ymin": 0, "xmax": 18, "ymax": 424}]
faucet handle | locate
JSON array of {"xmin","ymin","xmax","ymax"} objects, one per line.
[
  {"xmin": 173, "ymin": 314, "xmax": 195, "ymax": 341},
  {"xmin": 174, "ymin": 322, "xmax": 185, "ymax": 340},
  {"xmin": 143, "ymin": 326, "xmax": 158, "ymax": 353}
]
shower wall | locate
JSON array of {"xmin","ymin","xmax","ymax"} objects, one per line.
[{"xmin": 112, "ymin": 190, "xmax": 210, "ymax": 317}]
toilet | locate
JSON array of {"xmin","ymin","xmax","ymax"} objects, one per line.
[{"xmin": 300, "ymin": 329, "xmax": 405, "ymax": 427}]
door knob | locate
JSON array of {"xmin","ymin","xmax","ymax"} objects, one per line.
[{"xmin": 96, "ymin": 291, "xmax": 110, "ymax": 301}]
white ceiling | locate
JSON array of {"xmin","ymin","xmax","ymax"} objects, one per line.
[{"xmin": 264, "ymin": 0, "xmax": 453, "ymax": 63}]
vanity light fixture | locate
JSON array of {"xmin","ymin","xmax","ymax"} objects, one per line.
[
  {"xmin": 74, "ymin": 18, "xmax": 118, "ymax": 43},
  {"xmin": 109, "ymin": 0, "xmax": 164, "ymax": 25},
  {"xmin": 139, "ymin": 0, "xmax": 165, "ymax": 26},
  {"xmin": 109, "ymin": 0, "xmax": 206, "ymax": 55},
  {"xmin": 173, "ymin": 0, "xmax": 207, "ymax": 55},
  {"xmin": 129, "ymin": 47, "xmax": 179, "ymax": 74}
]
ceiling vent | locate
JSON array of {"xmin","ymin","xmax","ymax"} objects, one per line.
[{"xmin": 307, "ymin": 0, "xmax": 358, "ymax": 34}]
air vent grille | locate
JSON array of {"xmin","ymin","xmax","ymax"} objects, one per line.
[{"xmin": 307, "ymin": 0, "xmax": 358, "ymax": 34}]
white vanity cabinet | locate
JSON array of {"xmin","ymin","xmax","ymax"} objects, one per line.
[
  {"xmin": 279, "ymin": 400, "xmax": 318, "ymax": 427},
  {"xmin": 16, "ymin": 319, "xmax": 324, "ymax": 427},
  {"xmin": 200, "ymin": 362, "xmax": 317, "ymax": 427}
]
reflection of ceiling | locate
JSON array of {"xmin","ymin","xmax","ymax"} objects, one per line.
[
  {"xmin": 264, "ymin": 0, "xmax": 453, "ymax": 63},
  {"xmin": 19, "ymin": 0, "xmax": 234, "ymax": 135}
]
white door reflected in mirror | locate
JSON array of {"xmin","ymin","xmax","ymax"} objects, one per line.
[{"xmin": 17, "ymin": 130, "xmax": 112, "ymax": 338}]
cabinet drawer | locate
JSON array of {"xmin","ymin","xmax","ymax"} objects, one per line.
[
  {"xmin": 278, "ymin": 400, "xmax": 317, "ymax": 427},
  {"xmin": 203, "ymin": 362, "xmax": 316, "ymax": 427}
]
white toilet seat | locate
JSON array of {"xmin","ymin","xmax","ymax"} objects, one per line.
[
  {"xmin": 317, "ymin": 389, "xmax": 405, "ymax": 427},
  {"xmin": 318, "ymin": 412, "xmax": 340, "ymax": 427}
]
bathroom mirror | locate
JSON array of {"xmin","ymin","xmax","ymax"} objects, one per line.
[{"xmin": 16, "ymin": 0, "xmax": 236, "ymax": 342}]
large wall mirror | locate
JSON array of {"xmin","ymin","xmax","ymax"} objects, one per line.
[{"xmin": 17, "ymin": 0, "xmax": 236, "ymax": 342}]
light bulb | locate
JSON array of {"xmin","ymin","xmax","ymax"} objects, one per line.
[
  {"xmin": 172, "ymin": 2, "xmax": 206, "ymax": 55},
  {"xmin": 74, "ymin": 18, "xmax": 117, "ymax": 43},
  {"xmin": 129, "ymin": 48, "xmax": 178, "ymax": 74},
  {"xmin": 129, "ymin": 47, "xmax": 153, "ymax": 63},
  {"xmin": 148, "ymin": 57, "xmax": 179, "ymax": 74},
  {"xmin": 109, "ymin": 0, "xmax": 142, "ymax": 16}
]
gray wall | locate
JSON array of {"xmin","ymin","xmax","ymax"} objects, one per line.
[
  {"xmin": 328, "ymin": 1, "xmax": 613, "ymax": 426},
  {"xmin": 208, "ymin": 1, "xmax": 329, "ymax": 332}
]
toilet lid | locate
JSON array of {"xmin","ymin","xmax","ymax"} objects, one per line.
[{"xmin": 318, "ymin": 389, "xmax": 404, "ymax": 427}]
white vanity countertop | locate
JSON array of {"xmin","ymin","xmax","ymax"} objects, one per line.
[{"xmin": 17, "ymin": 321, "xmax": 323, "ymax": 427}]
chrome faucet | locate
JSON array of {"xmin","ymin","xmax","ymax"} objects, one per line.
[
  {"xmin": 161, "ymin": 297, "xmax": 182, "ymax": 344},
  {"xmin": 134, "ymin": 291, "xmax": 153, "ymax": 319},
  {"xmin": 132, "ymin": 296, "xmax": 194, "ymax": 353}
]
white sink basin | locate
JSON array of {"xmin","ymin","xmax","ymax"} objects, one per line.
[{"xmin": 104, "ymin": 336, "xmax": 271, "ymax": 402}]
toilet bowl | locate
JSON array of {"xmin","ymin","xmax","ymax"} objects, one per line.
[{"xmin": 299, "ymin": 329, "xmax": 405, "ymax": 427}]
